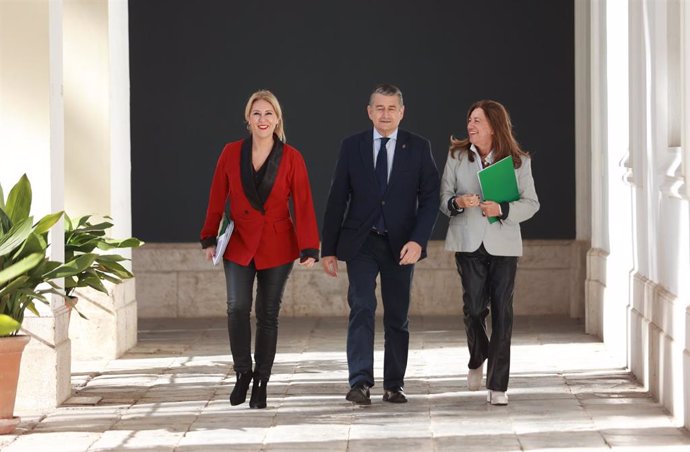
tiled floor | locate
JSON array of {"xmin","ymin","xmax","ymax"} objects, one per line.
[{"xmin": 2, "ymin": 316, "xmax": 690, "ymax": 451}]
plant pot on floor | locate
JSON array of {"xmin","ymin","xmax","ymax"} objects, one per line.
[{"xmin": 0, "ymin": 335, "xmax": 31, "ymax": 435}]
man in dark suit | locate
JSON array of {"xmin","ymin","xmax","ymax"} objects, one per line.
[{"xmin": 321, "ymin": 84, "xmax": 440, "ymax": 405}]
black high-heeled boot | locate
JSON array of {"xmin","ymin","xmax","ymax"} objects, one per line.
[
  {"xmin": 229, "ymin": 371, "xmax": 253, "ymax": 406},
  {"xmin": 249, "ymin": 375, "xmax": 268, "ymax": 409}
]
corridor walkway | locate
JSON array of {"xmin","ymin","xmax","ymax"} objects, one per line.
[{"xmin": 2, "ymin": 316, "xmax": 690, "ymax": 451}]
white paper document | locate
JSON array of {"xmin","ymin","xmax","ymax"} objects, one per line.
[{"xmin": 213, "ymin": 218, "xmax": 234, "ymax": 266}]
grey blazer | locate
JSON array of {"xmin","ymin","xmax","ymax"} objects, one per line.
[{"xmin": 439, "ymin": 148, "xmax": 539, "ymax": 256}]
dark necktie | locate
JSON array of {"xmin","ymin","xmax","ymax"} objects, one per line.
[
  {"xmin": 374, "ymin": 137, "xmax": 389, "ymax": 233},
  {"xmin": 375, "ymin": 137, "xmax": 389, "ymax": 193}
]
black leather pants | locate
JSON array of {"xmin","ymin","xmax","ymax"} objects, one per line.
[
  {"xmin": 223, "ymin": 259, "xmax": 293, "ymax": 381},
  {"xmin": 455, "ymin": 244, "xmax": 518, "ymax": 391}
]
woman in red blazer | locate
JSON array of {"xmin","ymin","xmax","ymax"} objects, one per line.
[{"xmin": 201, "ymin": 90, "xmax": 319, "ymax": 409}]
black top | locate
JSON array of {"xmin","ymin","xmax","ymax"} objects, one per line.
[
  {"xmin": 239, "ymin": 135, "xmax": 284, "ymax": 214},
  {"xmin": 252, "ymin": 147, "xmax": 273, "ymax": 188}
]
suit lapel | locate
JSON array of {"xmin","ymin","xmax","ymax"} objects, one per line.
[
  {"xmin": 240, "ymin": 137, "xmax": 265, "ymax": 213},
  {"xmin": 386, "ymin": 130, "xmax": 409, "ymax": 194},
  {"xmin": 358, "ymin": 131, "xmax": 377, "ymax": 187}
]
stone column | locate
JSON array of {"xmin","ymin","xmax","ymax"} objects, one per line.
[
  {"xmin": 585, "ymin": 0, "xmax": 635, "ymax": 360},
  {"xmin": 573, "ymin": 0, "xmax": 591, "ymax": 321},
  {"xmin": 63, "ymin": 0, "xmax": 136, "ymax": 360},
  {"xmin": 0, "ymin": 0, "xmax": 71, "ymax": 411}
]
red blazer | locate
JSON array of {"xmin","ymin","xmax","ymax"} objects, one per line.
[{"xmin": 201, "ymin": 138, "xmax": 320, "ymax": 269}]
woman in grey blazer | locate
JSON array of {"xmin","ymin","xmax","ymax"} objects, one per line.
[{"xmin": 440, "ymin": 100, "xmax": 539, "ymax": 405}]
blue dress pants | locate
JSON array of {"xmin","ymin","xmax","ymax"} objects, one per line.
[{"xmin": 346, "ymin": 231, "xmax": 414, "ymax": 390}]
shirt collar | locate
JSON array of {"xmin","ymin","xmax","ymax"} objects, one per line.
[
  {"xmin": 470, "ymin": 143, "xmax": 494, "ymax": 163},
  {"xmin": 373, "ymin": 129, "xmax": 399, "ymax": 142}
]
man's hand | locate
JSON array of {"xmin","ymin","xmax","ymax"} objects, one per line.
[
  {"xmin": 204, "ymin": 246, "xmax": 216, "ymax": 261},
  {"xmin": 322, "ymin": 256, "xmax": 338, "ymax": 277},
  {"xmin": 399, "ymin": 241, "xmax": 422, "ymax": 265}
]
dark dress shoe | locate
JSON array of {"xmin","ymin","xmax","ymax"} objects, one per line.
[
  {"xmin": 229, "ymin": 371, "xmax": 253, "ymax": 406},
  {"xmin": 346, "ymin": 384, "xmax": 371, "ymax": 405},
  {"xmin": 383, "ymin": 388, "xmax": 407, "ymax": 403},
  {"xmin": 249, "ymin": 375, "xmax": 268, "ymax": 409}
]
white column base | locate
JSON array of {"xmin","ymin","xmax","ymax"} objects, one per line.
[
  {"xmin": 68, "ymin": 278, "xmax": 137, "ymax": 361},
  {"xmin": 585, "ymin": 248, "xmax": 608, "ymax": 337},
  {"xmin": 15, "ymin": 307, "xmax": 71, "ymax": 413}
]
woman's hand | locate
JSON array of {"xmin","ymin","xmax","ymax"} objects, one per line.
[
  {"xmin": 454, "ymin": 193, "xmax": 480, "ymax": 208},
  {"xmin": 299, "ymin": 257, "xmax": 316, "ymax": 268},
  {"xmin": 480, "ymin": 200, "xmax": 502, "ymax": 217},
  {"xmin": 204, "ymin": 246, "xmax": 216, "ymax": 261}
]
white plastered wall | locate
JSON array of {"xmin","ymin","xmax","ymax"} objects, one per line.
[
  {"xmin": 584, "ymin": 0, "xmax": 690, "ymax": 429},
  {"xmin": 63, "ymin": 0, "xmax": 136, "ymax": 361},
  {"xmin": 0, "ymin": 0, "xmax": 71, "ymax": 411}
]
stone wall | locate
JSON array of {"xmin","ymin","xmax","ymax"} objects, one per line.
[{"xmin": 134, "ymin": 240, "xmax": 588, "ymax": 319}]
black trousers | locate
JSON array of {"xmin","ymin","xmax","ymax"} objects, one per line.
[
  {"xmin": 346, "ymin": 231, "xmax": 414, "ymax": 390},
  {"xmin": 455, "ymin": 244, "xmax": 518, "ymax": 391},
  {"xmin": 223, "ymin": 259, "xmax": 293, "ymax": 381}
]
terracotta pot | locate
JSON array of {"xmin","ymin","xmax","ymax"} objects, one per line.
[{"xmin": 0, "ymin": 335, "xmax": 31, "ymax": 434}]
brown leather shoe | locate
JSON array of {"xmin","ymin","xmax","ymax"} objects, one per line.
[{"xmin": 382, "ymin": 388, "xmax": 408, "ymax": 403}]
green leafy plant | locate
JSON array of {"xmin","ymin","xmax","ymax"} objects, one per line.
[
  {"xmin": 0, "ymin": 175, "xmax": 90, "ymax": 337},
  {"xmin": 63, "ymin": 214, "xmax": 143, "ymax": 298}
]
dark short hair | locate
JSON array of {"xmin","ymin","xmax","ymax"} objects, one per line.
[{"xmin": 369, "ymin": 84, "xmax": 404, "ymax": 106}]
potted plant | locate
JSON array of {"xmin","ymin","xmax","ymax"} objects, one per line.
[
  {"xmin": 62, "ymin": 214, "xmax": 143, "ymax": 320},
  {"xmin": 0, "ymin": 175, "xmax": 93, "ymax": 434}
]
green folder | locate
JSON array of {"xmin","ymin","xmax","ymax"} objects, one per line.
[{"xmin": 477, "ymin": 156, "xmax": 519, "ymax": 224}]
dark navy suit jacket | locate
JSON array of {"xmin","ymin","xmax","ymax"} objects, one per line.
[{"xmin": 322, "ymin": 129, "xmax": 440, "ymax": 262}]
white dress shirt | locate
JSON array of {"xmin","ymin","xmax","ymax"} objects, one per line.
[{"xmin": 373, "ymin": 129, "xmax": 398, "ymax": 181}]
